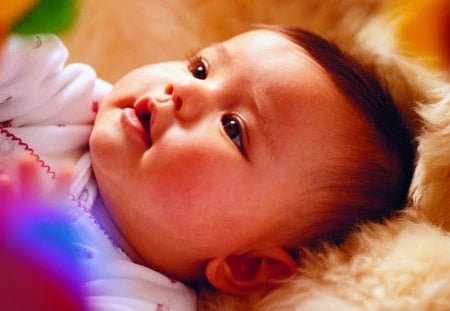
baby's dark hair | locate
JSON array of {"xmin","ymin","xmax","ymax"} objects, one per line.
[{"xmin": 266, "ymin": 25, "xmax": 416, "ymax": 244}]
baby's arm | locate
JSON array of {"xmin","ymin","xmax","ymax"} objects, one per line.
[
  {"xmin": 0, "ymin": 33, "xmax": 112, "ymax": 178},
  {"xmin": 0, "ymin": 34, "xmax": 106, "ymax": 125}
]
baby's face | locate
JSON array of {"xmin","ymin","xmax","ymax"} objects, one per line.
[{"xmin": 90, "ymin": 30, "xmax": 360, "ymax": 281}]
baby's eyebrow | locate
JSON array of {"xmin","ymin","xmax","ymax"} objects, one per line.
[{"xmin": 211, "ymin": 43, "xmax": 232, "ymax": 62}]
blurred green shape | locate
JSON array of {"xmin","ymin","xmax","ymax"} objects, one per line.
[{"xmin": 12, "ymin": 0, "xmax": 76, "ymax": 34}]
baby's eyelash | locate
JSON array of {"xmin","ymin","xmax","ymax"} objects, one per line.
[{"xmin": 185, "ymin": 50, "xmax": 203, "ymax": 65}]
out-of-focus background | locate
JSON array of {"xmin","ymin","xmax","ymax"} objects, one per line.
[
  {"xmin": 60, "ymin": 0, "xmax": 385, "ymax": 82},
  {"xmin": 59, "ymin": 0, "xmax": 449, "ymax": 82}
]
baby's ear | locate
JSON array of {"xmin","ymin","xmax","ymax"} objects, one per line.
[{"xmin": 205, "ymin": 247, "xmax": 297, "ymax": 296}]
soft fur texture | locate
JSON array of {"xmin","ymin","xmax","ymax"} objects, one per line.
[{"xmin": 62, "ymin": 0, "xmax": 450, "ymax": 309}]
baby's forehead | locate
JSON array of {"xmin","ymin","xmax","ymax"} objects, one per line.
[{"xmin": 215, "ymin": 29, "xmax": 301, "ymax": 59}]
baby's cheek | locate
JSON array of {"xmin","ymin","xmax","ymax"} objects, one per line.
[{"xmin": 146, "ymin": 152, "xmax": 228, "ymax": 221}]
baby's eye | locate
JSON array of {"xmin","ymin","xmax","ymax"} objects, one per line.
[
  {"xmin": 187, "ymin": 55, "xmax": 208, "ymax": 80},
  {"xmin": 221, "ymin": 115, "xmax": 245, "ymax": 154}
]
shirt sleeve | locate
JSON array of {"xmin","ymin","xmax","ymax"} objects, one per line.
[{"xmin": 0, "ymin": 34, "xmax": 111, "ymax": 126}]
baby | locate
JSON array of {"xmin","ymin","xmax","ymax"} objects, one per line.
[{"xmin": 0, "ymin": 25, "xmax": 414, "ymax": 308}]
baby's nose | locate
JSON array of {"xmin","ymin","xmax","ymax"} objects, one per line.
[
  {"xmin": 165, "ymin": 84, "xmax": 182, "ymax": 111},
  {"xmin": 165, "ymin": 81, "xmax": 206, "ymax": 122}
]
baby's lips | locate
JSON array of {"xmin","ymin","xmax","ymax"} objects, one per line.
[
  {"xmin": 135, "ymin": 94, "xmax": 177, "ymax": 146},
  {"xmin": 133, "ymin": 97, "xmax": 153, "ymax": 147},
  {"xmin": 134, "ymin": 97, "xmax": 151, "ymax": 116}
]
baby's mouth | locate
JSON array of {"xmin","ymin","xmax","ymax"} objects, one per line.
[
  {"xmin": 134, "ymin": 98, "xmax": 153, "ymax": 147},
  {"xmin": 137, "ymin": 111, "xmax": 152, "ymax": 147}
]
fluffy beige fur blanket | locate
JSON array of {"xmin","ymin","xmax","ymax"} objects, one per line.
[{"xmin": 63, "ymin": 1, "xmax": 450, "ymax": 310}]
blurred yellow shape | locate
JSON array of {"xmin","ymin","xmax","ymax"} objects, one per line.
[
  {"xmin": 387, "ymin": 0, "xmax": 450, "ymax": 71},
  {"xmin": 0, "ymin": 0, "xmax": 39, "ymax": 34}
]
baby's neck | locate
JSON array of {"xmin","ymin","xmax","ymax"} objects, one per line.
[{"xmin": 92, "ymin": 195, "xmax": 147, "ymax": 265}]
